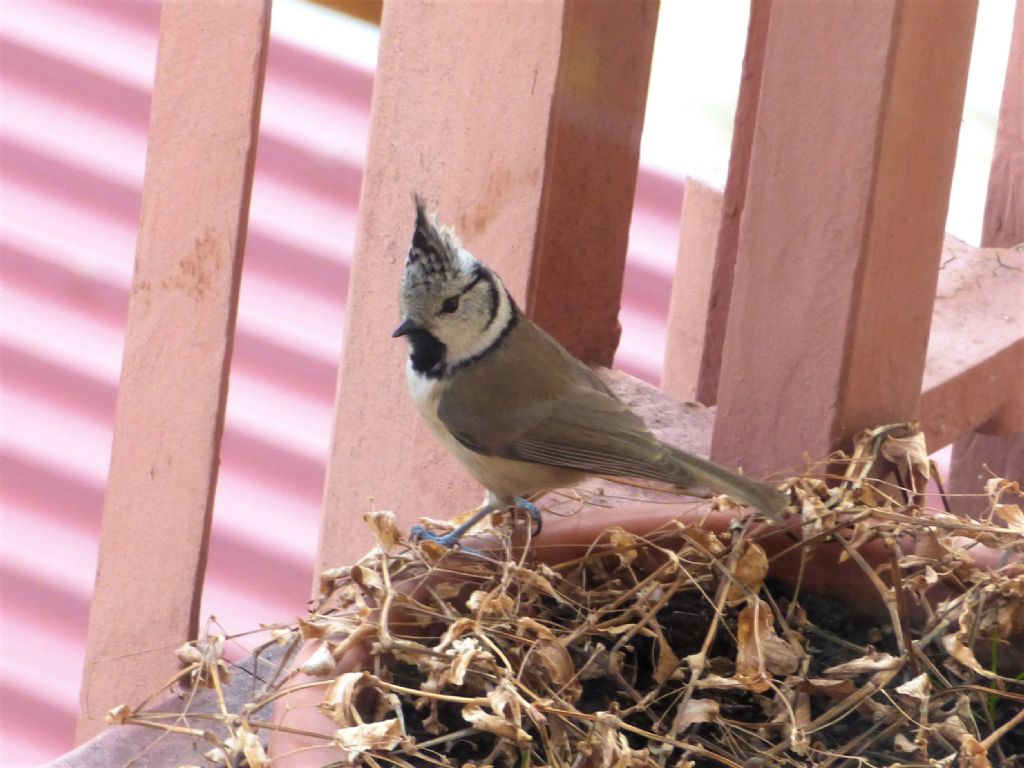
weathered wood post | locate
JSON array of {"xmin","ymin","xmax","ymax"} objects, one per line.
[
  {"xmin": 710, "ymin": 1, "xmax": 977, "ymax": 477},
  {"xmin": 77, "ymin": 0, "xmax": 269, "ymax": 741}
]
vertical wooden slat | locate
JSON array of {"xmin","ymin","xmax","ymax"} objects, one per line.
[
  {"xmin": 711, "ymin": 1, "xmax": 977, "ymax": 477},
  {"xmin": 950, "ymin": 1, "xmax": 1024, "ymax": 512},
  {"xmin": 693, "ymin": 0, "xmax": 772, "ymax": 406},
  {"xmin": 76, "ymin": 0, "xmax": 269, "ymax": 741},
  {"xmin": 661, "ymin": 179, "xmax": 723, "ymax": 401},
  {"xmin": 317, "ymin": 0, "xmax": 657, "ymax": 572}
]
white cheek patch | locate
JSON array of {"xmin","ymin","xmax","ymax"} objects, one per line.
[
  {"xmin": 454, "ymin": 246, "xmax": 477, "ymax": 274},
  {"xmin": 450, "ymin": 285, "xmax": 512, "ymax": 363}
]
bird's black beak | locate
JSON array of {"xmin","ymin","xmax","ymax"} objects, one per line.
[{"xmin": 392, "ymin": 317, "xmax": 419, "ymax": 338}]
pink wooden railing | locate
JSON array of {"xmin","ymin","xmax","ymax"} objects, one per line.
[{"xmin": 70, "ymin": 0, "xmax": 1021, "ymax": 750}]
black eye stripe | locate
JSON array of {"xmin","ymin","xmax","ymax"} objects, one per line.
[
  {"xmin": 458, "ymin": 272, "xmax": 484, "ymax": 296},
  {"xmin": 483, "ymin": 275, "xmax": 500, "ymax": 329}
]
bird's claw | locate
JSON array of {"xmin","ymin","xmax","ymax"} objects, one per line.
[
  {"xmin": 409, "ymin": 524, "xmax": 481, "ymax": 554},
  {"xmin": 514, "ymin": 497, "xmax": 543, "ymax": 537}
]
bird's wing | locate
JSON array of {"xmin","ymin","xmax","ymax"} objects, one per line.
[
  {"xmin": 439, "ymin": 379, "xmax": 692, "ymax": 484},
  {"xmin": 505, "ymin": 386, "xmax": 695, "ymax": 482}
]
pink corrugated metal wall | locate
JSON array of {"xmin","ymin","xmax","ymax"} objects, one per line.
[{"xmin": 0, "ymin": 2, "xmax": 683, "ymax": 764}]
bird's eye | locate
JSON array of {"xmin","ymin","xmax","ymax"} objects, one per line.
[{"xmin": 440, "ymin": 295, "xmax": 460, "ymax": 314}]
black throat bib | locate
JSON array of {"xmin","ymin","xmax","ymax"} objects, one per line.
[{"xmin": 407, "ymin": 328, "xmax": 448, "ymax": 378}]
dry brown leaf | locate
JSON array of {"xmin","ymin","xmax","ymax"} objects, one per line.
[
  {"xmin": 669, "ymin": 697, "xmax": 719, "ymax": 731},
  {"xmin": 460, "ymin": 678, "xmax": 543, "ymax": 743},
  {"xmin": 508, "ymin": 565, "xmax": 568, "ymax": 603},
  {"xmin": 652, "ymin": 623, "xmax": 681, "ymax": 685},
  {"xmin": 941, "ymin": 632, "xmax": 992, "ymax": 677},
  {"xmin": 517, "ymin": 616, "xmax": 556, "ymax": 639},
  {"xmin": 680, "ymin": 527, "xmax": 726, "ymax": 557},
  {"xmin": 321, "ymin": 671, "xmax": 389, "ymax": 727},
  {"xmin": 319, "ymin": 566, "xmax": 350, "ymax": 596},
  {"xmin": 824, "ymin": 650, "xmax": 901, "ymax": 677},
  {"xmin": 894, "ymin": 672, "xmax": 930, "ymax": 699},
  {"xmin": 434, "ymin": 618, "xmax": 477, "ymax": 655},
  {"xmin": 726, "ymin": 542, "xmax": 768, "ymax": 605},
  {"xmin": 938, "ymin": 711, "xmax": 971, "ymax": 745},
  {"xmin": 789, "ymin": 723, "xmax": 810, "ymax": 757},
  {"xmin": 329, "ymin": 623, "xmax": 378, "ymax": 668},
  {"xmin": 333, "ymin": 718, "xmax": 404, "ymax": 762},
  {"xmin": 443, "ymin": 636, "xmax": 491, "ymax": 687},
  {"xmin": 958, "ymin": 735, "xmax": 991, "ymax": 768},
  {"xmin": 602, "ymin": 624, "xmax": 656, "ymax": 638},
  {"xmin": 488, "ymin": 678, "xmax": 545, "ymax": 728},
  {"xmin": 607, "ymin": 526, "xmax": 640, "ymax": 566},
  {"xmin": 175, "ymin": 641, "xmax": 204, "ymax": 666},
  {"xmin": 995, "ymin": 502, "xmax": 1024, "ymax": 533},
  {"xmin": 204, "ymin": 723, "xmax": 267, "ymax": 768},
  {"xmin": 430, "ymin": 579, "xmax": 467, "ymax": 601},
  {"xmin": 269, "ymin": 627, "xmax": 296, "ymax": 646},
  {"xmin": 987, "ymin": 476, "xmax": 1021, "ymax": 504},
  {"xmin": 902, "ymin": 531, "xmax": 982, "ymax": 585},
  {"xmin": 467, "ymin": 588, "xmax": 515, "ymax": 616},
  {"xmin": 532, "ymin": 638, "xmax": 577, "ymax": 691},
  {"xmin": 105, "ymin": 704, "xmax": 131, "ymax": 725},
  {"xmin": 994, "ymin": 565, "xmax": 1024, "ymax": 598},
  {"xmin": 303, "ymin": 642, "xmax": 341, "ymax": 676},
  {"xmin": 298, "ymin": 614, "xmax": 356, "ymax": 640},
  {"xmin": 695, "ymin": 673, "xmax": 747, "ymax": 689},
  {"xmin": 363, "ymin": 509, "xmax": 402, "ymax": 550},
  {"xmin": 879, "ymin": 429, "xmax": 929, "ymax": 483},
  {"xmin": 893, "ymin": 732, "xmax": 917, "ymax": 753},
  {"xmin": 174, "ymin": 635, "xmax": 229, "ymax": 688},
  {"xmin": 204, "ymin": 748, "xmax": 228, "ymax": 765},
  {"xmin": 735, "ymin": 597, "xmax": 798, "ymax": 692},
  {"xmin": 853, "ymin": 482, "xmax": 882, "ymax": 508},
  {"xmin": 417, "ymin": 537, "xmax": 453, "ymax": 565},
  {"xmin": 234, "ymin": 723, "xmax": 267, "ymax": 768},
  {"xmin": 462, "ymin": 704, "xmax": 532, "ymax": 744},
  {"xmin": 684, "ymin": 651, "xmax": 707, "ymax": 676},
  {"xmin": 299, "ymin": 618, "xmax": 337, "ymax": 638},
  {"xmin": 350, "ymin": 564, "xmax": 383, "ymax": 596},
  {"xmin": 997, "ymin": 601, "xmax": 1024, "ymax": 640},
  {"xmin": 576, "ymin": 712, "xmax": 654, "ymax": 768},
  {"xmin": 733, "ymin": 598, "xmax": 778, "ymax": 696}
]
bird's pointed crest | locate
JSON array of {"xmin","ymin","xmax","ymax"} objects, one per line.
[{"xmin": 404, "ymin": 194, "xmax": 472, "ymax": 293}]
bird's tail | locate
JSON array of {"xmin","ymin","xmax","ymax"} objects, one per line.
[{"xmin": 662, "ymin": 446, "xmax": 789, "ymax": 523}]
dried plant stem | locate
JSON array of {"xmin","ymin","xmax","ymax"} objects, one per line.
[
  {"xmin": 765, "ymin": 666, "xmax": 903, "ymax": 758},
  {"xmin": 981, "ymin": 703, "xmax": 1024, "ymax": 749},
  {"xmin": 106, "ymin": 426, "xmax": 1023, "ymax": 767},
  {"xmin": 832, "ymin": 532, "xmax": 909, "ymax": 660}
]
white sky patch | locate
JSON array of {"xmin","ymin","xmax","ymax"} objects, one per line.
[
  {"xmin": 272, "ymin": 0, "xmax": 380, "ymax": 72},
  {"xmin": 947, "ymin": 1, "xmax": 1015, "ymax": 244}
]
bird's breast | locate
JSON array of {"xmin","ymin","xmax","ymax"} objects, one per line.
[{"xmin": 407, "ymin": 361, "xmax": 447, "ymax": 434}]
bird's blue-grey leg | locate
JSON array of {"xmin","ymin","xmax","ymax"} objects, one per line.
[
  {"xmin": 410, "ymin": 497, "xmax": 543, "ymax": 548},
  {"xmin": 410, "ymin": 504, "xmax": 496, "ymax": 549},
  {"xmin": 514, "ymin": 496, "xmax": 543, "ymax": 536}
]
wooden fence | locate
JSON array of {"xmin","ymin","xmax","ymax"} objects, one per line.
[{"xmin": 68, "ymin": 0, "xmax": 1021, "ymax": 748}]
